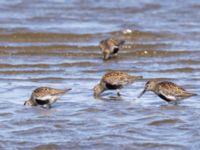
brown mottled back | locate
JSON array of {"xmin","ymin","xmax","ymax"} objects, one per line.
[
  {"xmin": 157, "ymin": 81, "xmax": 195, "ymax": 97},
  {"xmin": 99, "ymin": 38, "xmax": 125, "ymax": 52},
  {"xmin": 102, "ymin": 71, "xmax": 141, "ymax": 86},
  {"xmin": 106, "ymin": 38, "xmax": 125, "ymax": 48},
  {"xmin": 33, "ymin": 87, "xmax": 66, "ymax": 97}
]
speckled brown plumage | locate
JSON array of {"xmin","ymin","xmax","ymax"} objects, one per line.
[
  {"xmin": 99, "ymin": 38, "xmax": 125, "ymax": 60},
  {"xmin": 138, "ymin": 80, "xmax": 197, "ymax": 103},
  {"xmin": 24, "ymin": 87, "xmax": 71, "ymax": 108},
  {"xmin": 102, "ymin": 71, "xmax": 139, "ymax": 86},
  {"xmin": 33, "ymin": 87, "xmax": 66, "ymax": 97},
  {"xmin": 94, "ymin": 71, "xmax": 142, "ymax": 98}
]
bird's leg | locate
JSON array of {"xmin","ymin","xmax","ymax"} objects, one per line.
[
  {"xmin": 117, "ymin": 89, "xmax": 121, "ymax": 97},
  {"xmin": 42, "ymin": 104, "xmax": 51, "ymax": 109},
  {"xmin": 169, "ymin": 101, "xmax": 179, "ymax": 105},
  {"xmin": 174, "ymin": 100, "xmax": 181, "ymax": 105}
]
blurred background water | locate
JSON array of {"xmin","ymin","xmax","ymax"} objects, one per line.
[{"xmin": 0, "ymin": 0, "xmax": 200, "ymax": 149}]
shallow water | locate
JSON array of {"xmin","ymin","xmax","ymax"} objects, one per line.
[{"xmin": 0, "ymin": 0, "xmax": 200, "ymax": 149}]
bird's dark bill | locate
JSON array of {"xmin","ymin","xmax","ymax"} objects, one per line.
[
  {"xmin": 138, "ymin": 89, "xmax": 146, "ymax": 98},
  {"xmin": 66, "ymin": 88, "xmax": 72, "ymax": 92}
]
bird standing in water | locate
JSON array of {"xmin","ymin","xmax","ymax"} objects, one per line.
[
  {"xmin": 94, "ymin": 71, "xmax": 142, "ymax": 98},
  {"xmin": 99, "ymin": 38, "xmax": 125, "ymax": 60},
  {"xmin": 138, "ymin": 80, "xmax": 197, "ymax": 103},
  {"xmin": 24, "ymin": 87, "xmax": 71, "ymax": 108}
]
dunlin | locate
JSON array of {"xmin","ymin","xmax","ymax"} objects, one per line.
[
  {"xmin": 99, "ymin": 38, "xmax": 125, "ymax": 60},
  {"xmin": 24, "ymin": 87, "xmax": 71, "ymax": 108},
  {"xmin": 138, "ymin": 80, "xmax": 197, "ymax": 103},
  {"xmin": 94, "ymin": 71, "xmax": 142, "ymax": 98}
]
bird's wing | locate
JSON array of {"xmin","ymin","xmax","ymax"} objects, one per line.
[
  {"xmin": 159, "ymin": 90, "xmax": 176, "ymax": 101},
  {"xmin": 103, "ymin": 71, "xmax": 130, "ymax": 86},
  {"xmin": 107, "ymin": 39, "xmax": 124, "ymax": 52},
  {"xmin": 157, "ymin": 82, "xmax": 186, "ymax": 98},
  {"xmin": 33, "ymin": 87, "xmax": 65, "ymax": 98},
  {"xmin": 108, "ymin": 38, "xmax": 125, "ymax": 46}
]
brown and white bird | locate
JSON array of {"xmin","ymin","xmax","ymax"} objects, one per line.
[
  {"xmin": 138, "ymin": 80, "xmax": 197, "ymax": 103},
  {"xmin": 99, "ymin": 38, "xmax": 125, "ymax": 60},
  {"xmin": 93, "ymin": 71, "xmax": 142, "ymax": 98},
  {"xmin": 24, "ymin": 87, "xmax": 71, "ymax": 108}
]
